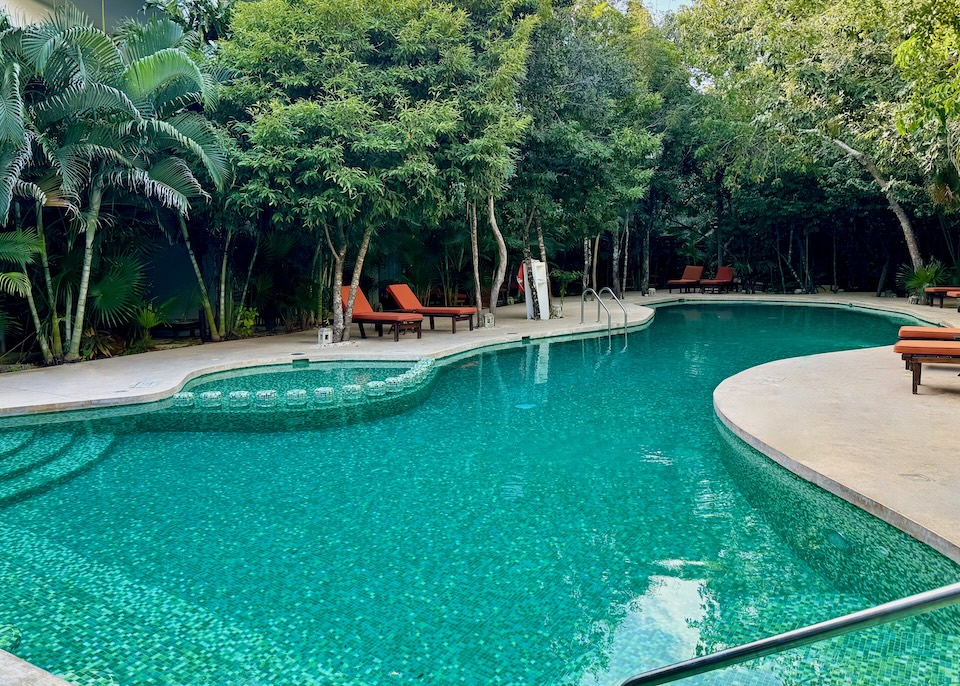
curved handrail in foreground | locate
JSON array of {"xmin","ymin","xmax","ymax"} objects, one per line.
[{"xmin": 621, "ymin": 581, "xmax": 960, "ymax": 686}]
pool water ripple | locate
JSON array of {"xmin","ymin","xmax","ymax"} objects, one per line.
[{"xmin": 0, "ymin": 304, "xmax": 958, "ymax": 685}]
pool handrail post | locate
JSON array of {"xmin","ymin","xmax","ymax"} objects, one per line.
[
  {"xmin": 620, "ymin": 581, "xmax": 960, "ymax": 686},
  {"xmin": 597, "ymin": 287, "xmax": 628, "ymax": 337},
  {"xmin": 581, "ymin": 288, "xmax": 612, "ymax": 341}
]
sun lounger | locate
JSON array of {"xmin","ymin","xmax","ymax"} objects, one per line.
[
  {"xmin": 385, "ymin": 283, "xmax": 476, "ymax": 333},
  {"xmin": 897, "ymin": 327, "xmax": 960, "ymax": 368},
  {"xmin": 893, "ymin": 339, "xmax": 960, "ymax": 393},
  {"xmin": 341, "ymin": 286, "xmax": 422, "ymax": 342},
  {"xmin": 923, "ymin": 287, "xmax": 960, "ymax": 308},
  {"xmin": 898, "ymin": 326, "xmax": 960, "ymax": 340},
  {"xmin": 700, "ymin": 266, "xmax": 735, "ymax": 293},
  {"xmin": 666, "ymin": 266, "xmax": 704, "ymax": 293}
]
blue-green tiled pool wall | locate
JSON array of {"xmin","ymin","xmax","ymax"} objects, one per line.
[{"xmin": 0, "ymin": 304, "xmax": 958, "ymax": 686}]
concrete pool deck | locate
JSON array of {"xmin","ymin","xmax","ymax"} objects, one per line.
[{"xmin": 2, "ymin": 291, "xmax": 960, "ymax": 683}]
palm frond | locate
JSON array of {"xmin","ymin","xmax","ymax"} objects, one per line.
[
  {"xmin": 149, "ymin": 156, "xmax": 205, "ymax": 199},
  {"xmin": 0, "ymin": 137, "xmax": 31, "ymax": 223},
  {"xmin": 32, "ymin": 82, "xmax": 143, "ymax": 129},
  {"xmin": 0, "ymin": 61, "xmax": 24, "ymax": 145},
  {"xmin": 127, "ymin": 115, "xmax": 230, "ymax": 191},
  {"xmin": 87, "ymin": 252, "xmax": 145, "ymax": 327},
  {"xmin": 116, "ymin": 18, "xmax": 187, "ymax": 63},
  {"xmin": 0, "ymin": 229, "xmax": 39, "ymax": 266},
  {"xmin": 0, "ymin": 270, "xmax": 29, "ymax": 296},
  {"xmin": 123, "ymin": 48, "xmax": 208, "ymax": 108},
  {"xmin": 12, "ymin": 178, "xmax": 46, "ymax": 204},
  {"xmin": 105, "ymin": 167, "xmax": 190, "ymax": 214}
]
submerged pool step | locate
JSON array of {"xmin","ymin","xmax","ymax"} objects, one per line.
[
  {"xmin": 0, "ymin": 432, "xmax": 75, "ymax": 482},
  {"xmin": 0, "ymin": 522, "xmax": 363, "ymax": 686},
  {"xmin": 0, "ymin": 434, "xmax": 115, "ymax": 507},
  {"xmin": 0, "ymin": 430, "xmax": 35, "ymax": 459}
]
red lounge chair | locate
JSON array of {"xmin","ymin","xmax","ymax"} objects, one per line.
[
  {"xmin": 923, "ymin": 286, "xmax": 960, "ymax": 308},
  {"xmin": 385, "ymin": 283, "xmax": 476, "ymax": 334},
  {"xmin": 700, "ymin": 266, "xmax": 735, "ymax": 293},
  {"xmin": 666, "ymin": 266, "xmax": 704, "ymax": 293},
  {"xmin": 341, "ymin": 286, "xmax": 422, "ymax": 342},
  {"xmin": 893, "ymin": 339, "xmax": 960, "ymax": 394}
]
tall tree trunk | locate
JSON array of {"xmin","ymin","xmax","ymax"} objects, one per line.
[
  {"xmin": 325, "ymin": 224, "xmax": 347, "ymax": 341},
  {"xmin": 521, "ymin": 209, "xmax": 539, "ymax": 319},
  {"xmin": 178, "ymin": 215, "xmax": 220, "ymax": 342},
  {"xmin": 65, "ymin": 185, "xmax": 103, "ymax": 362},
  {"xmin": 235, "ymin": 235, "xmax": 260, "ymax": 330},
  {"xmin": 642, "ymin": 217, "xmax": 651, "ymax": 295},
  {"xmin": 488, "ymin": 195, "xmax": 507, "ymax": 318},
  {"xmin": 621, "ymin": 215, "xmax": 630, "ymax": 296},
  {"xmin": 591, "ymin": 233, "xmax": 600, "ymax": 290},
  {"xmin": 469, "ymin": 202, "xmax": 483, "ymax": 324},
  {"xmin": 63, "ymin": 290, "xmax": 73, "ymax": 352},
  {"xmin": 611, "ymin": 221, "xmax": 622, "ymax": 297},
  {"xmin": 804, "ymin": 131, "xmax": 923, "ymax": 269},
  {"xmin": 535, "ymin": 217, "xmax": 551, "ymax": 312},
  {"xmin": 35, "ymin": 204, "xmax": 62, "ymax": 359},
  {"xmin": 583, "ymin": 237, "xmax": 591, "ymax": 292},
  {"xmin": 341, "ymin": 224, "xmax": 376, "ymax": 342},
  {"xmin": 22, "ymin": 270, "xmax": 53, "ymax": 365},
  {"xmin": 217, "ymin": 227, "xmax": 234, "ymax": 339}
]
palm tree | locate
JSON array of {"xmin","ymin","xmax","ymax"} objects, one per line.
[{"xmin": 0, "ymin": 6, "xmax": 229, "ymax": 361}]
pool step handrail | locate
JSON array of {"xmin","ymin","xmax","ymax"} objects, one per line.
[
  {"xmin": 620, "ymin": 581, "xmax": 960, "ymax": 686},
  {"xmin": 580, "ymin": 286, "xmax": 627, "ymax": 338},
  {"xmin": 598, "ymin": 287, "xmax": 628, "ymax": 336}
]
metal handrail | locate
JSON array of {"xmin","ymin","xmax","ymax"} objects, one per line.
[
  {"xmin": 621, "ymin": 581, "xmax": 960, "ymax": 685},
  {"xmin": 581, "ymin": 288, "xmax": 612, "ymax": 339},
  {"xmin": 598, "ymin": 287, "xmax": 628, "ymax": 336}
]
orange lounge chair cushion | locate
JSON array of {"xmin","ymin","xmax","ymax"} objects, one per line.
[
  {"xmin": 666, "ymin": 266, "xmax": 704, "ymax": 285},
  {"xmin": 893, "ymin": 340, "xmax": 960, "ymax": 356},
  {"xmin": 385, "ymin": 283, "xmax": 477, "ymax": 316},
  {"xmin": 341, "ymin": 286, "xmax": 422, "ymax": 322},
  {"xmin": 923, "ymin": 286, "xmax": 960, "ymax": 294},
  {"xmin": 701, "ymin": 266, "xmax": 735, "ymax": 286},
  {"xmin": 898, "ymin": 326, "xmax": 960, "ymax": 340}
]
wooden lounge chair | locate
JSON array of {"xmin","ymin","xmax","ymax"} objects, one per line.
[
  {"xmin": 898, "ymin": 326, "xmax": 960, "ymax": 341},
  {"xmin": 897, "ymin": 326, "xmax": 960, "ymax": 369},
  {"xmin": 666, "ymin": 266, "xmax": 704, "ymax": 293},
  {"xmin": 385, "ymin": 283, "xmax": 476, "ymax": 333},
  {"xmin": 923, "ymin": 286, "xmax": 960, "ymax": 308},
  {"xmin": 341, "ymin": 286, "xmax": 422, "ymax": 342},
  {"xmin": 700, "ymin": 266, "xmax": 735, "ymax": 293},
  {"xmin": 893, "ymin": 338, "xmax": 960, "ymax": 393}
]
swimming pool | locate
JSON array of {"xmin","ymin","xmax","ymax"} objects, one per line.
[{"xmin": 0, "ymin": 304, "xmax": 958, "ymax": 685}]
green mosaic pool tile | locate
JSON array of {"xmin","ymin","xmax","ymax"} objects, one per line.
[
  {"xmin": 0, "ymin": 430, "xmax": 35, "ymax": 458},
  {"xmin": 0, "ymin": 305, "xmax": 956, "ymax": 685},
  {"xmin": 0, "ymin": 434, "xmax": 114, "ymax": 507},
  {"xmin": 0, "ymin": 431, "xmax": 75, "ymax": 481}
]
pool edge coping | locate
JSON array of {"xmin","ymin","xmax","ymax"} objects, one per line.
[
  {"xmin": 712, "ymin": 361, "xmax": 960, "ymax": 565},
  {"xmin": 0, "ymin": 308, "xmax": 658, "ymax": 420}
]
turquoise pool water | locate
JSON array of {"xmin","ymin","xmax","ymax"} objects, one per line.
[{"xmin": 0, "ymin": 304, "xmax": 958, "ymax": 685}]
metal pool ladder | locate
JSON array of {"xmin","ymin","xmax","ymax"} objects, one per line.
[
  {"xmin": 620, "ymin": 581, "xmax": 960, "ymax": 685},
  {"xmin": 581, "ymin": 288, "xmax": 628, "ymax": 339}
]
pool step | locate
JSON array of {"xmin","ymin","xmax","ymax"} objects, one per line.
[
  {"xmin": 0, "ymin": 523, "xmax": 361, "ymax": 686},
  {"xmin": 0, "ymin": 432, "xmax": 75, "ymax": 481},
  {"xmin": 0, "ymin": 434, "xmax": 115, "ymax": 507},
  {"xmin": 0, "ymin": 430, "xmax": 35, "ymax": 459}
]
